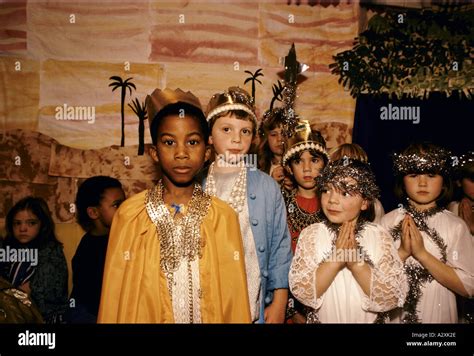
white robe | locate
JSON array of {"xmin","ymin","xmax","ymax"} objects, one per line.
[
  {"xmin": 381, "ymin": 209, "xmax": 474, "ymax": 323},
  {"xmin": 289, "ymin": 222, "xmax": 407, "ymax": 323}
]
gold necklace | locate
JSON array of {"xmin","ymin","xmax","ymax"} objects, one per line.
[
  {"xmin": 145, "ymin": 180, "xmax": 211, "ymax": 322},
  {"xmin": 283, "ymin": 189, "xmax": 321, "ymax": 236}
]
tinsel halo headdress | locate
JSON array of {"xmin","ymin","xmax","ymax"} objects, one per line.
[
  {"xmin": 282, "ymin": 120, "xmax": 329, "ymax": 166},
  {"xmin": 206, "ymin": 86, "xmax": 257, "ymax": 124},
  {"xmin": 393, "ymin": 145, "xmax": 453, "ymax": 176},
  {"xmin": 317, "ymin": 158, "xmax": 380, "ymax": 201}
]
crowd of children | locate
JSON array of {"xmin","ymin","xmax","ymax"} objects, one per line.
[{"xmin": 1, "ymin": 86, "xmax": 472, "ymax": 324}]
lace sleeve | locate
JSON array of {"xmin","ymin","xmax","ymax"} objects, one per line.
[
  {"xmin": 289, "ymin": 224, "xmax": 326, "ymax": 310},
  {"xmin": 362, "ymin": 227, "xmax": 408, "ymax": 312}
]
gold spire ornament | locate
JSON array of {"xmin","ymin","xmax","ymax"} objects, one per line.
[{"xmin": 278, "ymin": 43, "xmax": 309, "ymax": 138}]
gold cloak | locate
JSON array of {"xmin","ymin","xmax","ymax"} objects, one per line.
[{"xmin": 97, "ymin": 190, "xmax": 251, "ymax": 323}]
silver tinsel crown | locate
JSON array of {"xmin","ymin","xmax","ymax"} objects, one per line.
[
  {"xmin": 458, "ymin": 151, "xmax": 474, "ymax": 169},
  {"xmin": 317, "ymin": 158, "xmax": 380, "ymax": 200},
  {"xmin": 393, "ymin": 147, "xmax": 453, "ymax": 176}
]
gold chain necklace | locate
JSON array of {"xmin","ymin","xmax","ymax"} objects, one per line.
[
  {"xmin": 283, "ymin": 189, "xmax": 321, "ymax": 236},
  {"xmin": 145, "ymin": 180, "xmax": 211, "ymax": 322}
]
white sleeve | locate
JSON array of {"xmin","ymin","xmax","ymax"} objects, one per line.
[
  {"xmin": 447, "ymin": 220, "xmax": 474, "ymax": 297},
  {"xmin": 362, "ymin": 227, "xmax": 408, "ymax": 312},
  {"xmin": 289, "ymin": 224, "xmax": 327, "ymax": 310}
]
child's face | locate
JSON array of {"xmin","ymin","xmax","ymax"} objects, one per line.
[
  {"xmin": 267, "ymin": 126, "xmax": 285, "ymax": 156},
  {"xmin": 461, "ymin": 177, "xmax": 474, "ymax": 201},
  {"xmin": 96, "ymin": 187, "xmax": 126, "ymax": 228},
  {"xmin": 403, "ymin": 173, "xmax": 443, "ymax": 210},
  {"xmin": 289, "ymin": 150, "xmax": 324, "ymax": 190},
  {"xmin": 151, "ymin": 114, "xmax": 208, "ymax": 186},
  {"xmin": 210, "ymin": 113, "xmax": 253, "ymax": 163},
  {"xmin": 321, "ymin": 178, "xmax": 368, "ymax": 224},
  {"xmin": 12, "ymin": 209, "xmax": 41, "ymax": 244}
]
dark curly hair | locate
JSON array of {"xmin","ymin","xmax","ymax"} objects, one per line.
[{"xmin": 76, "ymin": 176, "xmax": 123, "ymax": 231}]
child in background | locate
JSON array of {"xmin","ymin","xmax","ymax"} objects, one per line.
[
  {"xmin": 2, "ymin": 197, "xmax": 68, "ymax": 323},
  {"xmin": 68, "ymin": 176, "xmax": 125, "ymax": 323},
  {"xmin": 204, "ymin": 87, "xmax": 292, "ymax": 323},
  {"xmin": 328, "ymin": 143, "xmax": 385, "ymax": 223},
  {"xmin": 448, "ymin": 151, "xmax": 474, "ymax": 323},
  {"xmin": 98, "ymin": 88, "xmax": 250, "ymax": 323},
  {"xmin": 281, "ymin": 120, "xmax": 329, "ymax": 323},
  {"xmin": 289, "ymin": 159, "xmax": 407, "ymax": 323},
  {"xmin": 258, "ymin": 108, "xmax": 287, "ymax": 183},
  {"xmin": 382, "ymin": 143, "xmax": 474, "ymax": 323},
  {"xmin": 448, "ymin": 151, "xmax": 474, "ymax": 235},
  {"xmin": 282, "ymin": 120, "xmax": 328, "ymax": 252}
]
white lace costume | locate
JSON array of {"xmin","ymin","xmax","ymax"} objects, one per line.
[{"xmin": 289, "ymin": 222, "xmax": 407, "ymax": 323}]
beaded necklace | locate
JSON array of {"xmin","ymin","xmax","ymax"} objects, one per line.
[
  {"xmin": 283, "ymin": 189, "xmax": 322, "ymax": 236},
  {"xmin": 205, "ymin": 161, "xmax": 247, "ymax": 213}
]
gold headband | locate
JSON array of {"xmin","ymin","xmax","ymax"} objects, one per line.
[
  {"xmin": 206, "ymin": 86, "xmax": 257, "ymax": 124},
  {"xmin": 282, "ymin": 120, "xmax": 329, "ymax": 166}
]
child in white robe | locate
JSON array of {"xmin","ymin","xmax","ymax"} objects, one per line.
[
  {"xmin": 382, "ymin": 143, "xmax": 474, "ymax": 323},
  {"xmin": 289, "ymin": 159, "xmax": 407, "ymax": 323}
]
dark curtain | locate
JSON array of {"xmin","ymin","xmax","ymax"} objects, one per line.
[{"xmin": 352, "ymin": 93, "xmax": 473, "ymax": 212}]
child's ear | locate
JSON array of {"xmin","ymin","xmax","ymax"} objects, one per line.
[
  {"xmin": 205, "ymin": 146, "xmax": 211, "ymax": 162},
  {"xmin": 86, "ymin": 207, "xmax": 100, "ymax": 220},
  {"xmin": 208, "ymin": 136, "xmax": 214, "ymax": 145},
  {"xmin": 285, "ymin": 165, "xmax": 294, "ymax": 176},
  {"xmin": 149, "ymin": 145, "xmax": 159, "ymax": 163},
  {"xmin": 361, "ymin": 199, "xmax": 369, "ymax": 211}
]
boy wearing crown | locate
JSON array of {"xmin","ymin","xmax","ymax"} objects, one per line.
[
  {"xmin": 97, "ymin": 88, "xmax": 251, "ymax": 323},
  {"xmin": 281, "ymin": 120, "xmax": 329, "ymax": 323},
  {"xmin": 203, "ymin": 87, "xmax": 292, "ymax": 323}
]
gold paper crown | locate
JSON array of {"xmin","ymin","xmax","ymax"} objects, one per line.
[
  {"xmin": 206, "ymin": 86, "xmax": 257, "ymax": 123},
  {"xmin": 282, "ymin": 120, "xmax": 329, "ymax": 166},
  {"xmin": 146, "ymin": 88, "xmax": 204, "ymax": 127}
]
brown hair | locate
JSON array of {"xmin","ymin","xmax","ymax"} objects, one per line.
[
  {"xmin": 393, "ymin": 143, "xmax": 454, "ymax": 208},
  {"xmin": 257, "ymin": 109, "xmax": 285, "ymax": 173},
  {"xmin": 329, "ymin": 143, "xmax": 368, "ymax": 162},
  {"xmin": 208, "ymin": 110, "xmax": 256, "ymax": 135},
  {"xmin": 5, "ymin": 196, "xmax": 61, "ymax": 248}
]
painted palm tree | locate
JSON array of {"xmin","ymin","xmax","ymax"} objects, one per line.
[
  {"xmin": 109, "ymin": 76, "xmax": 136, "ymax": 147},
  {"xmin": 270, "ymin": 80, "xmax": 284, "ymax": 111},
  {"xmin": 244, "ymin": 68, "xmax": 264, "ymax": 102},
  {"xmin": 128, "ymin": 98, "xmax": 147, "ymax": 156}
]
